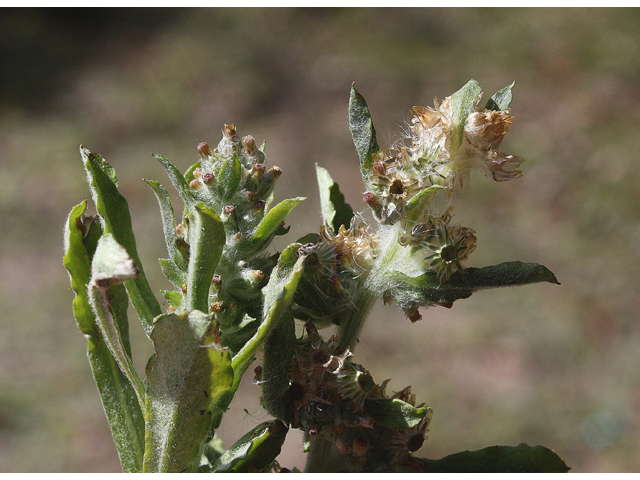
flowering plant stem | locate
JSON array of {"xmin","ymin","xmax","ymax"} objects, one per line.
[{"xmin": 64, "ymin": 80, "xmax": 568, "ymax": 473}]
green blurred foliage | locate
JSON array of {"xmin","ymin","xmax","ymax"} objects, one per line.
[{"xmin": 1, "ymin": 7, "xmax": 639, "ymax": 472}]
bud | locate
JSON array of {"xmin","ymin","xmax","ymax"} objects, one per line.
[
  {"xmin": 202, "ymin": 172, "xmax": 215, "ymax": 184},
  {"xmin": 242, "ymin": 135, "xmax": 257, "ymax": 155},
  {"xmin": 252, "ymin": 199, "xmax": 266, "ymax": 212},
  {"xmin": 197, "ymin": 142, "xmax": 213, "ymax": 158},
  {"xmin": 223, "ymin": 124, "xmax": 237, "ymax": 139},
  {"xmin": 189, "ymin": 179, "xmax": 200, "ymax": 190},
  {"xmin": 265, "ymin": 166, "xmax": 282, "ymax": 182},
  {"xmin": 373, "ymin": 161, "xmax": 386, "ymax": 176}
]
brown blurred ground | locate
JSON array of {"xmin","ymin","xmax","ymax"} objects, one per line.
[{"xmin": 1, "ymin": 7, "xmax": 639, "ymax": 472}]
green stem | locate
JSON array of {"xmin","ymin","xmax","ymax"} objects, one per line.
[
  {"xmin": 337, "ymin": 223, "xmax": 401, "ymax": 351},
  {"xmin": 308, "ymin": 224, "xmax": 404, "ymax": 471}
]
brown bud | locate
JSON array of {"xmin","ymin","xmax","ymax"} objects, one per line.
[
  {"xmin": 265, "ymin": 166, "xmax": 282, "ymax": 181},
  {"xmin": 197, "ymin": 142, "xmax": 213, "ymax": 158},
  {"xmin": 373, "ymin": 161, "xmax": 386, "ymax": 176},
  {"xmin": 189, "ymin": 179, "xmax": 200, "ymax": 190},
  {"xmin": 223, "ymin": 124, "xmax": 236, "ymax": 138},
  {"xmin": 181, "ymin": 283, "xmax": 188, "ymax": 294},
  {"xmin": 192, "ymin": 167, "xmax": 202, "ymax": 178},
  {"xmin": 223, "ymin": 205, "xmax": 236, "ymax": 216},
  {"xmin": 242, "ymin": 135, "xmax": 256, "ymax": 155},
  {"xmin": 363, "ymin": 192, "xmax": 379, "ymax": 206},
  {"xmin": 252, "ymin": 199, "xmax": 266, "ymax": 211},
  {"xmin": 202, "ymin": 172, "xmax": 215, "ymax": 184},
  {"xmin": 252, "ymin": 163, "xmax": 265, "ymax": 177}
]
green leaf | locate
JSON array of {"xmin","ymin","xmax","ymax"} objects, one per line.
[
  {"xmin": 158, "ymin": 258, "xmax": 187, "ymax": 290},
  {"xmin": 364, "ymin": 397, "xmax": 431, "ymax": 430},
  {"xmin": 81, "ymin": 146, "xmax": 162, "ymax": 335},
  {"xmin": 64, "ymin": 201, "xmax": 102, "ymax": 336},
  {"xmin": 405, "ymin": 184, "xmax": 447, "ymax": 216},
  {"xmin": 449, "ymin": 79, "xmax": 483, "ymax": 152},
  {"xmin": 186, "ymin": 203, "xmax": 225, "ymax": 313},
  {"xmin": 230, "ymin": 244, "xmax": 307, "ymax": 390},
  {"xmin": 184, "ymin": 159, "xmax": 202, "ymax": 184},
  {"xmin": 217, "ymin": 155, "xmax": 243, "ymax": 201},
  {"xmin": 143, "ymin": 310, "xmax": 234, "ymax": 473},
  {"xmin": 389, "ymin": 261, "xmax": 560, "ymax": 309},
  {"xmin": 88, "ymin": 234, "xmax": 146, "ymax": 407},
  {"xmin": 261, "ymin": 310, "xmax": 295, "ymax": 421},
  {"xmin": 63, "ymin": 202, "xmax": 145, "ymax": 472},
  {"xmin": 145, "ymin": 179, "xmax": 186, "ymax": 270},
  {"xmin": 210, "ymin": 420, "xmax": 288, "ymax": 473},
  {"xmin": 316, "ymin": 164, "xmax": 354, "ymax": 233},
  {"xmin": 246, "ymin": 197, "xmax": 305, "ymax": 255},
  {"xmin": 419, "ymin": 443, "xmax": 569, "ymax": 473},
  {"xmin": 349, "ymin": 83, "xmax": 380, "ymax": 187},
  {"xmin": 153, "ymin": 153, "xmax": 198, "ymax": 207},
  {"xmin": 486, "ymin": 82, "xmax": 515, "ymax": 111},
  {"xmin": 161, "ymin": 289, "xmax": 184, "ymax": 311}
]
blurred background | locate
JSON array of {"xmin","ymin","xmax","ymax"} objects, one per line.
[{"xmin": 1, "ymin": 7, "xmax": 639, "ymax": 472}]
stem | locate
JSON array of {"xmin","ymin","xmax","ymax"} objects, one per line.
[
  {"xmin": 337, "ymin": 223, "xmax": 402, "ymax": 351},
  {"xmin": 336, "ymin": 288, "xmax": 377, "ymax": 351},
  {"xmin": 307, "ymin": 224, "xmax": 404, "ymax": 471}
]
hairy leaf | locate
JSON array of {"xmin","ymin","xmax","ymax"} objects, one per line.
[
  {"xmin": 64, "ymin": 202, "xmax": 145, "ymax": 472},
  {"xmin": 246, "ymin": 197, "xmax": 305, "ymax": 255},
  {"xmin": 88, "ymin": 234, "xmax": 146, "ymax": 407},
  {"xmin": 389, "ymin": 261, "xmax": 559, "ymax": 310},
  {"xmin": 153, "ymin": 153, "xmax": 198, "ymax": 207},
  {"xmin": 486, "ymin": 82, "xmax": 515, "ymax": 111},
  {"xmin": 364, "ymin": 397, "xmax": 431, "ymax": 430},
  {"xmin": 158, "ymin": 258, "xmax": 187, "ymax": 290},
  {"xmin": 230, "ymin": 244, "xmax": 307, "ymax": 390},
  {"xmin": 143, "ymin": 311, "xmax": 234, "ymax": 473},
  {"xmin": 81, "ymin": 146, "xmax": 162, "ymax": 335},
  {"xmin": 209, "ymin": 420, "xmax": 288, "ymax": 473},
  {"xmin": 349, "ymin": 83, "xmax": 380, "ymax": 188},
  {"xmin": 186, "ymin": 203, "xmax": 225, "ymax": 313},
  {"xmin": 217, "ymin": 154, "xmax": 242, "ymax": 201},
  {"xmin": 449, "ymin": 79, "xmax": 483, "ymax": 152},
  {"xmin": 316, "ymin": 164, "xmax": 354, "ymax": 233},
  {"xmin": 419, "ymin": 443, "xmax": 569, "ymax": 473},
  {"xmin": 145, "ymin": 179, "xmax": 186, "ymax": 269}
]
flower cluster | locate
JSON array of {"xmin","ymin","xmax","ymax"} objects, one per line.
[
  {"xmin": 361, "ymin": 82, "xmax": 522, "ymax": 283},
  {"xmin": 275, "ymin": 322, "xmax": 433, "ymax": 471}
]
